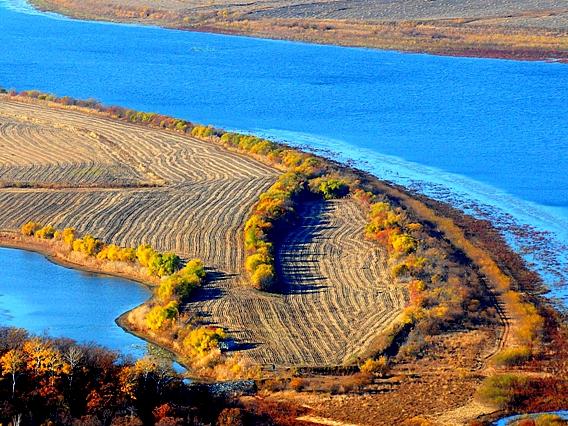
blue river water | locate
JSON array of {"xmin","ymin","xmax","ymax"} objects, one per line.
[
  {"xmin": 0, "ymin": 0, "xmax": 567, "ymax": 302},
  {"xmin": 0, "ymin": 247, "xmax": 151, "ymax": 358},
  {"xmin": 494, "ymin": 410, "xmax": 568, "ymax": 426}
]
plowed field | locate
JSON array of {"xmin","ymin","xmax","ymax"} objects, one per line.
[{"xmin": 0, "ymin": 96, "xmax": 405, "ymax": 366}]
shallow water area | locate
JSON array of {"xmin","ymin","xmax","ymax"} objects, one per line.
[
  {"xmin": 494, "ymin": 410, "xmax": 568, "ymax": 426},
  {"xmin": 0, "ymin": 247, "xmax": 151, "ymax": 359},
  {"xmin": 0, "ymin": 0, "xmax": 566, "ymax": 305}
]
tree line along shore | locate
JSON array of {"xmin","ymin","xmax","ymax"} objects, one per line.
[{"xmin": 0, "ymin": 89, "xmax": 566, "ymax": 425}]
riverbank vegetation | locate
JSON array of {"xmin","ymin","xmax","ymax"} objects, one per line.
[
  {"xmin": 2, "ymin": 90, "xmax": 548, "ymax": 362},
  {"xmin": 16, "ymin": 221, "xmax": 242, "ymax": 377},
  {"xmin": 1, "ymin": 90, "xmax": 566, "ymax": 423},
  {"xmin": 27, "ymin": 0, "xmax": 568, "ymax": 62},
  {"xmin": 20, "ymin": 221, "xmax": 186, "ymax": 283},
  {"xmin": 0, "ymin": 327, "xmax": 296, "ymax": 425}
]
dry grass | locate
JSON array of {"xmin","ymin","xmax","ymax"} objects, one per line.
[{"xmin": 29, "ymin": 0, "xmax": 568, "ymax": 61}]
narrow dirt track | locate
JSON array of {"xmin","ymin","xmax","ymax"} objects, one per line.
[{"xmin": 0, "ymin": 96, "xmax": 405, "ymax": 366}]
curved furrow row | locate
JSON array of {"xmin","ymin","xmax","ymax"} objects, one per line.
[
  {"xmin": 0, "ymin": 100, "xmax": 278, "ymax": 186},
  {"xmin": 0, "ymin": 117, "xmax": 146, "ymax": 186},
  {"xmin": 189, "ymin": 199, "xmax": 406, "ymax": 366},
  {"xmin": 0, "ymin": 121, "xmax": 99, "ymax": 167},
  {"xmin": 0, "ymin": 97, "xmax": 403, "ymax": 368},
  {"xmin": 0, "ymin": 178, "xmax": 272, "ymax": 274}
]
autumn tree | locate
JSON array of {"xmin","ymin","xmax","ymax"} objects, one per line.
[
  {"xmin": 35, "ymin": 224, "xmax": 56, "ymax": 239},
  {"xmin": 183, "ymin": 327, "xmax": 226, "ymax": 357},
  {"xmin": 148, "ymin": 252, "xmax": 181, "ymax": 277},
  {"xmin": 20, "ymin": 221, "xmax": 41, "ymax": 236},
  {"xmin": 0, "ymin": 349, "xmax": 24, "ymax": 398},
  {"xmin": 136, "ymin": 244, "xmax": 157, "ymax": 268}
]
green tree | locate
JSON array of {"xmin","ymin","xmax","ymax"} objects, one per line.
[{"xmin": 148, "ymin": 252, "xmax": 181, "ymax": 277}]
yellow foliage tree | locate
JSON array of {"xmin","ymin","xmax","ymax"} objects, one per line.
[
  {"xmin": 21, "ymin": 221, "xmax": 41, "ymax": 236},
  {"xmin": 183, "ymin": 327, "xmax": 226, "ymax": 357},
  {"xmin": 62, "ymin": 227, "xmax": 76, "ymax": 246},
  {"xmin": 250, "ymin": 264, "xmax": 275, "ymax": 290},
  {"xmin": 0, "ymin": 349, "xmax": 25, "ymax": 398},
  {"xmin": 360, "ymin": 356, "xmax": 389, "ymax": 377},
  {"xmin": 145, "ymin": 301, "xmax": 178, "ymax": 331},
  {"xmin": 35, "ymin": 224, "xmax": 56, "ymax": 239},
  {"xmin": 136, "ymin": 244, "xmax": 157, "ymax": 268}
]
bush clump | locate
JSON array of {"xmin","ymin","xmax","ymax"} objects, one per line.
[
  {"xmin": 477, "ymin": 373, "xmax": 527, "ymax": 408},
  {"xmin": 20, "ymin": 221, "xmax": 41, "ymax": 236}
]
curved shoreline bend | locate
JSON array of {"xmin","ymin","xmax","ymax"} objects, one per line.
[
  {"xmin": 0, "ymin": 232, "xmax": 191, "ymax": 371},
  {"xmin": 0, "ymin": 93, "xmax": 566, "ymax": 424}
]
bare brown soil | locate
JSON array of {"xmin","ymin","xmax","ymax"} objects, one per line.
[
  {"xmin": 190, "ymin": 199, "xmax": 407, "ymax": 367},
  {"xmin": 29, "ymin": 0, "xmax": 568, "ymax": 61},
  {"xmin": 0, "ymin": 95, "xmax": 399, "ymax": 367},
  {"xmin": 245, "ymin": 329, "xmax": 500, "ymax": 425},
  {"xmin": 1, "ymin": 95, "xmax": 563, "ymax": 425}
]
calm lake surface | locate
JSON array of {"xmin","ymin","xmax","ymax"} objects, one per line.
[
  {"xmin": 0, "ymin": 0, "xmax": 567, "ymax": 301},
  {"xmin": 0, "ymin": 247, "xmax": 151, "ymax": 358}
]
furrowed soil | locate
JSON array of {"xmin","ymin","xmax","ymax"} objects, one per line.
[
  {"xmin": 0, "ymin": 95, "xmax": 403, "ymax": 367},
  {"xmin": 192, "ymin": 199, "xmax": 407, "ymax": 366}
]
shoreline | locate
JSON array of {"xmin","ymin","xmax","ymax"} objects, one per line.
[
  {"xmin": 25, "ymin": 0, "xmax": 568, "ymax": 63},
  {"xmin": 0, "ymin": 231, "xmax": 156, "ymax": 288},
  {"xmin": 0, "ymin": 232, "xmax": 194, "ymax": 368},
  {"xmin": 0, "ymin": 93, "xmax": 566, "ymax": 422}
]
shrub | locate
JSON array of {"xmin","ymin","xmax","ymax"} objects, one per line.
[
  {"xmin": 389, "ymin": 232, "xmax": 416, "ymax": 254},
  {"xmin": 35, "ymin": 225, "xmax": 56, "ymax": 239},
  {"xmin": 251, "ymin": 264, "xmax": 276, "ymax": 290},
  {"xmin": 73, "ymin": 234, "xmax": 103, "ymax": 256},
  {"xmin": 148, "ymin": 252, "xmax": 182, "ymax": 277},
  {"xmin": 183, "ymin": 327, "xmax": 225, "ymax": 356},
  {"xmin": 136, "ymin": 244, "xmax": 157, "ymax": 268},
  {"xmin": 97, "ymin": 244, "xmax": 136, "ymax": 263},
  {"xmin": 21, "ymin": 221, "xmax": 41, "ymax": 236},
  {"xmin": 308, "ymin": 175, "xmax": 350, "ymax": 199},
  {"xmin": 179, "ymin": 259, "xmax": 205, "ymax": 281},
  {"xmin": 365, "ymin": 201, "xmax": 404, "ymax": 234},
  {"xmin": 289, "ymin": 378, "xmax": 307, "ymax": 392},
  {"xmin": 156, "ymin": 259, "xmax": 205, "ymax": 302},
  {"xmin": 477, "ymin": 374, "xmax": 527, "ymax": 408},
  {"xmin": 62, "ymin": 227, "xmax": 76, "ymax": 246},
  {"xmin": 492, "ymin": 346, "xmax": 532, "ymax": 367},
  {"xmin": 392, "ymin": 255, "xmax": 427, "ymax": 277},
  {"xmin": 245, "ymin": 252, "xmax": 272, "ymax": 273},
  {"xmin": 191, "ymin": 125, "xmax": 214, "ymax": 138},
  {"xmin": 360, "ymin": 356, "xmax": 389, "ymax": 376},
  {"xmin": 145, "ymin": 302, "xmax": 178, "ymax": 331}
]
